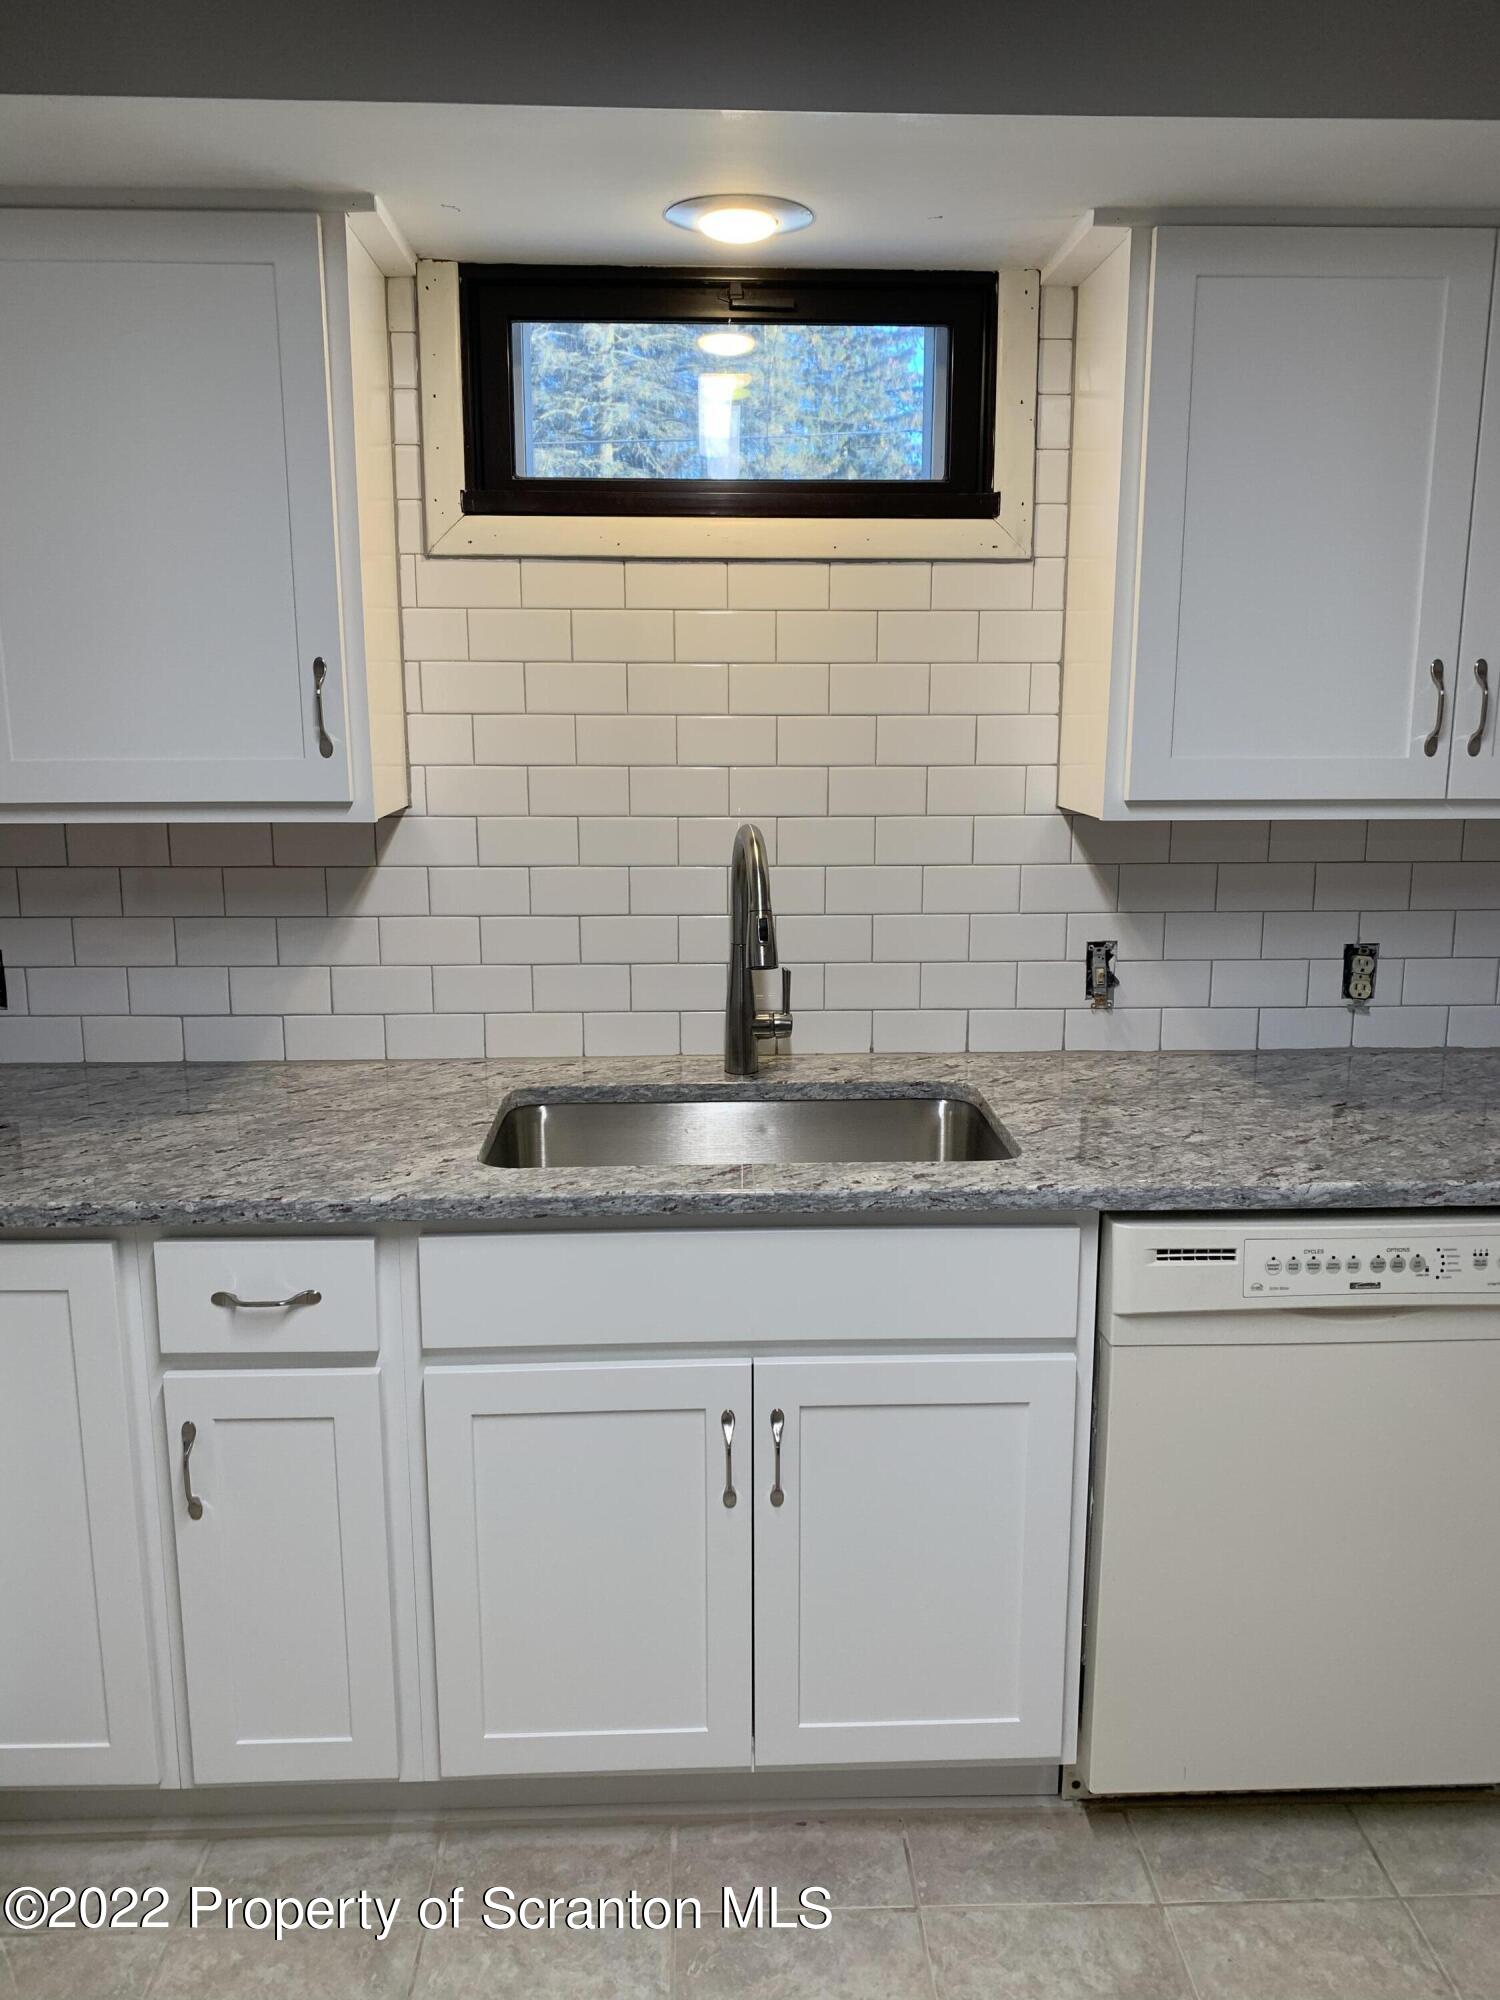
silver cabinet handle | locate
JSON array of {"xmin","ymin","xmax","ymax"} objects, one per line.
[
  {"xmin": 181, "ymin": 1421, "xmax": 204, "ymax": 1521},
  {"xmin": 312, "ymin": 656, "xmax": 335, "ymax": 760},
  {"xmin": 1423, "ymin": 658, "xmax": 1447, "ymax": 756},
  {"xmin": 1469, "ymin": 658, "xmax": 1491, "ymax": 757},
  {"xmin": 720, "ymin": 1410, "xmax": 737, "ymax": 1509},
  {"xmin": 210, "ymin": 1289, "xmax": 322, "ymax": 1310},
  {"xmin": 769, "ymin": 1408, "xmax": 785, "ymax": 1508}
]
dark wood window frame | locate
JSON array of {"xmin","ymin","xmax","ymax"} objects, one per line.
[{"xmin": 459, "ymin": 264, "xmax": 1000, "ymax": 520}]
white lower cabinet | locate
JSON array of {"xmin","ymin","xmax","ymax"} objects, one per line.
[
  {"xmin": 0, "ymin": 1245, "xmax": 159, "ymax": 1787},
  {"xmin": 753, "ymin": 1355, "xmax": 1077, "ymax": 1766},
  {"xmin": 425, "ymin": 1360, "xmax": 753, "ymax": 1776},
  {"xmin": 424, "ymin": 1349, "xmax": 1077, "ymax": 1777},
  {"xmin": 163, "ymin": 1370, "xmax": 399, "ymax": 1784}
]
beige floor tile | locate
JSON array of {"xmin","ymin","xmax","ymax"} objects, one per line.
[
  {"xmin": 675, "ymin": 1908, "xmax": 928, "ymax": 1998},
  {"xmin": 1168, "ymin": 1898, "xmax": 1450, "ymax": 2000},
  {"xmin": 924, "ymin": 1903, "xmax": 1194, "ymax": 2000},
  {"xmin": 198, "ymin": 1828, "xmax": 437, "ymax": 1910},
  {"xmin": 1129, "ymin": 1801, "xmax": 1389, "ymax": 1902},
  {"xmin": 907, "ymin": 1806, "xmax": 1152, "ymax": 1906},
  {"xmin": 673, "ymin": 1816, "xmax": 912, "ymax": 1910},
  {"xmin": 1408, "ymin": 1895, "xmax": 1500, "ymax": 2000},
  {"xmin": 412, "ymin": 1915, "xmax": 670, "ymax": 1998},
  {"xmin": 0, "ymin": 1834, "xmax": 205, "ymax": 1931},
  {"xmin": 148, "ymin": 1923, "xmax": 421, "ymax": 2000},
  {"xmin": 1358, "ymin": 1801, "xmax": 1500, "ymax": 1896},
  {"xmin": 433, "ymin": 1822, "xmax": 671, "ymax": 1903},
  {"xmin": 3, "ymin": 1930, "xmax": 167, "ymax": 2000}
]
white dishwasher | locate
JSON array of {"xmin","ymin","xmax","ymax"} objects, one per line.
[{"xmin": 1079, "ymin": 1214, "xmax": 1500, "ymax": 1796}]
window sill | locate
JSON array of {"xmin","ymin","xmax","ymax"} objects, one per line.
[{"xmin": 416, "ymin": 264, "xmax": 1039, "ymax": 565}]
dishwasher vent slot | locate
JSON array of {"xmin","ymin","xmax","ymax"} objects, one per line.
[{"xmin": 1152, "ymin": 1246, "xmax": 1239, "ymax": 1263}]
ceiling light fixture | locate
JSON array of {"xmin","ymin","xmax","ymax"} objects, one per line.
[
  {"xmin": 664, "ymin": 194, "xmax": 815, "ymax": 245},
  {"xmin": 697, "ymin": 329, "xmax": 758, "ymax": 358}
]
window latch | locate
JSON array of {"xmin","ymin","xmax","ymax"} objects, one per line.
[{"xmin": 727, "ymin": 283, "xmax": 798, "ymax": 315}]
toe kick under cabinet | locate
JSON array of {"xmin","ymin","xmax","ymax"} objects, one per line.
[{"xmin": 417, "ymin": 1224, "xmax": 1090, "ymax": 1781}]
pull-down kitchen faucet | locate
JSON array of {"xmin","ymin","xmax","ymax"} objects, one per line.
[{"xmin": 725, "ymin": 823, "xmax": 793, "ymax": 1076}]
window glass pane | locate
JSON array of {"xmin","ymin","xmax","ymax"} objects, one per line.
[{"xmin": 512, "ymin": 321, "xmax": 949, "ymax": 481}]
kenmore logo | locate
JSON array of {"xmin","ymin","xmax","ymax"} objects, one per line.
[{"xmin": 1349, "ymin": 1281, "xmax": 1382, "ymax": 1291}]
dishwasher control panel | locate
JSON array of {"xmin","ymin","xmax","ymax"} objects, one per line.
[{"xmin": 1246, "ymin": 1228, "xmax": 1500, "ymax": 1298}]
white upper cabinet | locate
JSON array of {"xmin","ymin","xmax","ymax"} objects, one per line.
[
  {"xmin": 1059, "ymin": 224, "xmax": 1500, "ymax": 818},
  {"xmin": 0, "ymin": 209, "xmax": 408, "ymax": 822}
]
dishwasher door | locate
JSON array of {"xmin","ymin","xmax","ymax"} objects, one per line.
[{"xmin": 1079, "ymin": 1324, "xmax": 1500, "ymax": 1794}]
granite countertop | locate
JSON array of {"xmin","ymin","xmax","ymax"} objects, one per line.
[{"xmin": 2, "ymin": 1049, "xmax": 1500, "ymax": 1230}]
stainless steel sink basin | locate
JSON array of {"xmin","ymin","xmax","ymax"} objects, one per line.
[{"xmin": 483, "ymin": 1091, "xmax": 1015, "ymax": 1168}]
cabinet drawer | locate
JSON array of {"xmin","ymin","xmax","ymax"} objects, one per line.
[
  {"xmin": 419, "ymin": 1226, "xmax": 1082, "ymax": 1350},
  {"xmin": 154, "ymin": 1238, "xmax": 378, "ymax": 1358}
]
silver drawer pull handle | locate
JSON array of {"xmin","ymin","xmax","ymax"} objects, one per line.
[
  {"xmin": 769, "ymin": 1408, "xmax": 785, "ymax": 1508},
  {"xmin": 720, "ymin": 1410, "xmax": 737, "ymax": 1509},
  {"xmin": 210, "ymin": 1289, "xmax": 322, "ymax": 1310},
  {"xmin": 313, "ymin": 657, "xmax": 334, "ymax": 760},
  {"xmin": 1423, "ymin": 657, "xmax": 1446, "ymax": 756},
  {"xmin": 1469, "ymin": 658, "xmax": 1491, "ymax": 757},
  {"xmin": 181, "ymin": 1421, "xmax": 204, "ymax": 1521}
]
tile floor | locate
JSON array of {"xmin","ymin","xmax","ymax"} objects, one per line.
[{"xmin": 1, "ymin": 1794, "xmax": 1498, "ymax": 1997}]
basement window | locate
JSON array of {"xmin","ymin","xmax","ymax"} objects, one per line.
[{"xmin": 459, "ymin": 265, "xmax": 999, "ymax": 519}]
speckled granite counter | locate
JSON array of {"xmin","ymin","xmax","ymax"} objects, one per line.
[{"xmin": 3, "ymin": 1050, "xmax": 1500, "ymax": 1230}]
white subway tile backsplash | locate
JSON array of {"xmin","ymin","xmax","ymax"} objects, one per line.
[
  {"xmin": 777, "ymin": 610, "xmax": 877, "ymax": 660},
  {"xmin": 386, "ymin": 1014, "xmax": 486, "ymax": 1057},
  {"xmin": 433, "ymin": 964, "xmax": 533, "ymax": 1011},
  {"xmin": 878, "ymin": 715, "xmax": 975, "ymax": 765},
  {"xmin": 625, "ymin": 562, "xmax": 727, "ymax": 609},
  {"xmin": 30, "ymin": 967, "xmax": 128, "ymax": 1014},
  {"xmin": 523, "ymin": 661, "xmax": 625, "ymax": 712},
  {"xmin": 1258, "ymin": 1007, "xmax": 1354, "ymax": 1050},
  {"xmin": 727, "ymin": 563, "xmax": 829, "ymax": 609},
  {"xmin": 877, "ymin": 610, "xmax": 978, "ymax": 662},
  {"xmin": 285, "ymin": 1015, "xmax": 386, "ymax": 1060},
  {"xmin": 672, "ymin": 608, "xmax": 777, "ymax": 661},
  {"xmin": 83, "ymin": 1015, "xmax": 184, "ymax": 1062},
  {"xmin": 829, "ymin": 564, "xmax": 931, "ymax": 609},
  {"xmin": 830, "ymin": 663, "xmax": 929, "ymax": 714},
  {"xmin": 520, "ymin": 559, "xmax": 624, "ymax": 608},
  {"xmin": 575, "ymin": 715, "xmax": 677, "ymax": 765},
  {"xmin": 969, "ymin": 1008, "xmax": 1064, "ymax": 1051},
  {"xmin": 73, "ymin": 917, "xmax": 175, "ymax": 966},
  {"xmin": 0, "ymin": 1016, "xmax": 85, "ymax": 1061},
  {"xmin": 529, "ymin": 766, "xmax": 630, "ymax": 816},
  {"xmin": 29, "ymin": 300, "xmax": 1500, "ymax": 1064}
]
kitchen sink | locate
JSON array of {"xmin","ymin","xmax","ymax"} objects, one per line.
[{"xmin": 482, "ymin": 1090, "xmax": 1016, "ymax": 1169}]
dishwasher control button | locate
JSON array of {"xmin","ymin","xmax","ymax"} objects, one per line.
[
  {"xmin": 1306, "ymin": 1257, "xmax": 1323, "ymax": 1273},
  {"xmin": 1389, "ymin": 1254, "xmax": 1407, "ymax": 1273},
  {"xmin": 1326, "ymin": 1255, "xmax": 1342, "ymax": 1272},
  {"xmin": 1286, "ymin": 1256, "xmax": 1302, "ymax": 1274},
  {"xmin": 1410, "ymin": 1254, "xmax": 1428, "ymax": 1275},
  {"xmin": 1345, "ymin": 1254, "xmax": 1361, "ymax": 1272},
  {"xmin": 1370, "ymin": 1254, "xmax": 1387, "ymax": 1273},
  {"xmin": 1264, "ymin": 1258, "xmax": 1282, "ymax": 1275}
]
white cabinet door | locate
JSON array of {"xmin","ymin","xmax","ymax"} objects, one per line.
[
  {"xmin": 425, "ymin": 1360, "xmax": 752, "ymax": 1776},
  {"xmin": 1128, "ymin": 227, "xmax": 1494, "ymax": 805},
  {"xmin": 1449, "ymin": 256, "xmax": 1500, "ymax": 800},
  {"xmin": 0, "ymin": 210, "xmax": 351, "ymax": 807},
  {"xmin": 0, "ymin": 1245, "xmax": 159, "ymax": 1787},
  {"xmin": 753, "ymin": 1354, "xmax": 1076, "ymax": 1767},
  {"xmin": 163, "ymin": 1370, "xmax": 397, "ymax": 1783}
]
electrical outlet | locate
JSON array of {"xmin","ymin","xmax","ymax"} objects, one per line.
[
  {"xmin": 1342, "ymin": 941, "xmax": 1379, "ymax": 1007},
  {"xmin": 1085, "ymin": 939, "xmax": 1119, "ymax": 1011}
]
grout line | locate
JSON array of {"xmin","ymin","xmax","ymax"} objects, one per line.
[
  {"xmin": 900, "ymin": 1821, "xmax": 943, "ymax": 2000},
  {"xmin": 1124, "ymin": 1807, "xmax": 1206, "ymax": 2000},
  {"xmin": 1397, "ymin": 1896, "xmax": 1464, "ymax": 2000}
]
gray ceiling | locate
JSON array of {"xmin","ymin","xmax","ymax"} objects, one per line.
[{"xmin": 5, "ymin": 0, "xmax": 1500, "ymax": 117}]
